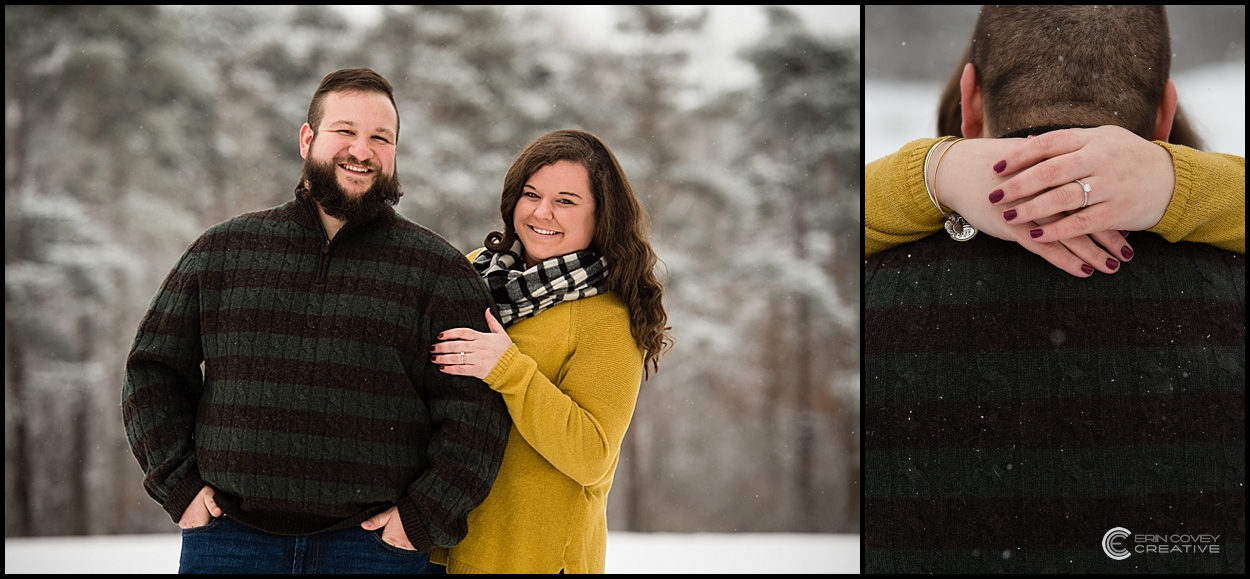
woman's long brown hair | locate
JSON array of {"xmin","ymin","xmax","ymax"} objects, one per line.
[{"xmin": 486, "ymin": 129, "xmax": 674, "ymax": 378}]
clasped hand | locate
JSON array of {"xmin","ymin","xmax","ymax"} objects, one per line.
[{"xmin": 937, "ymin": 126, "xmax": 1175, "ymax": 277}]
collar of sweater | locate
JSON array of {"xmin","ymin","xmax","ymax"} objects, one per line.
[{"xmin": 284, "ymin": 189, "xmax": 397, "ymax": 242}]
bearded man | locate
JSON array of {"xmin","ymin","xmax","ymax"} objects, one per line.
[{"xmin": 122, "ymin": 68, "xmax": 510, "ymax": 573}]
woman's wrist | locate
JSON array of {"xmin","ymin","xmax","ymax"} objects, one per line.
[{"xmin": 933, "ymin": 138, "xmax": 1018, "ymax": 218}]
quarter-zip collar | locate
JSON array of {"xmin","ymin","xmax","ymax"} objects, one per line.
[
  {"xmin": 285, "ymin": 184, "xmax": 397, "ymax": 242},
  {"xmin": 285, "ymin": 185, "xmax": 398, "ymax": 284}
]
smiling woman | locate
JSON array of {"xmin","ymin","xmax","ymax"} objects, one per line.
[
  {"xmin": 513, "ymin": 160, "xmax": 597, "ymax": 268},
  {"xmin": 427, "ymin": 129, "xmax": 673, "ymax": 573}
]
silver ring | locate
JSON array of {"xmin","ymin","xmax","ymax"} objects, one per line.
[
  {"xmin": 460, "ymin": 352, "xmax": 466, "ymax": 365},
  {"xmin": 1075, "ymin": 179, "xmax": 1091, "ymax": 209}
]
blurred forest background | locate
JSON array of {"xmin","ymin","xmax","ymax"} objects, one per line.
[{"xmin": 4, "ymin": 5, "xmax": 860, "ymax": 537}]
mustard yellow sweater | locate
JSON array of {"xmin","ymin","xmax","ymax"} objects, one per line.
[
  {"xmin": 431, "ymin": 253, "xmax": 644, "ymax": 573},
  {"xmin": 865, "ymin": 138, "xmax": 1246, "ymax": 256}
]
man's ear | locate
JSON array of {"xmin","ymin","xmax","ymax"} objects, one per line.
[
  {"xmin": 1152, "ymin": 78, "xmax": 1177, "ymax": 142},
  {"xmin": 959, "ymin": 63, "xmax": 985, "ymax": 138},
  {"xmin": 299, "ymin": 123, "xmax": 314, "ymax": 159}
]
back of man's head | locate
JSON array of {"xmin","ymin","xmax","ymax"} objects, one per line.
[
  {"xmin": 970, "ymin": 5, "xmax": 1170, "ymax": 139},
  {"xmin": 937, "ymin": 5, "xmax": 1179, "ymax": 141}
]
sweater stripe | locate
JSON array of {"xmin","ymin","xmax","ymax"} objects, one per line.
[
  {"xmin": 866, "ymin": 390, "xmax": 1244, "ymax": 450},
  {"xmin": 868, "ymin": 272, "xmax": 1245, "ymax": 310},
  {"xmin": 197, "ymin": 449, "xmax": 421, "ymax": 487},
  {"xmin": 866, "ymin": 491, "xmax": 1245, "ymax": 549},
  {"xmin": 180, "ymin": 306, "xmax": 415, "ymax": 347},
  {"xmin": 865, "ymin": 299, "xmax": 1244, "ymax": 353},
  {"xmin": 865, "ymin": 441, "xmax": 1245, "ymax": 499},
  {"xmin": 865, "ymin": 346, "xmax": 1246, "ymax": 402},
  {"xmin": 198, "ymin": 405, "xmax": 425, "ymax": 441},
  {"xmin": 196, "ymin": 380, "xmax": 418, "ymax": 418},
  {"xmin": 184, "ymin": 253, "xmax": 481, "ymax": 289},
  {"xmin": 207, "ymin": 474, "xmax": 401, "ymax": 511},
  {"xmin": 195, "ymin": 332, "xmax": 414, "ymax": 371},
  {"xmin": 201, "ymin": 358, "xmax": 408, "ymax": 397}
]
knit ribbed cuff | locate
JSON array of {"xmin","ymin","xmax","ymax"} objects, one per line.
[
  {"xmin": 161, "ymin": 469, "xmax": 207, "ymax": 524},
  {"xmin": 483, "ymin": 343, "xmax": 521, "ymax": 389},
  {"xmin": 396, "ymin": 495, "xmax": 434, "ymax": 552},
  {"xmin": 1149, "ymin": 141, "xmax": 1192, "ymax": 241}
]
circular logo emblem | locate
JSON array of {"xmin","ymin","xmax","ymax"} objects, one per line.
[{"xmin": 1103, "ymin": 527, "xmax": 1131, "ymax": 560}]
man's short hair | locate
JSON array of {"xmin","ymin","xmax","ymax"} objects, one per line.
[
  {"xmin": 939, "ymin": 5, "xmax": 1171, "ymax": 141},
  {"xmin": 306, "ymin": 67, "xmax": 399, "ymax": 140}
]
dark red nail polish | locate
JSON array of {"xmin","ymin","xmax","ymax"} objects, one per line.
[
  {"xmin": 989, "ymin": 190, "xmax": 1004, "ymax": 203},
  {"xmin": 437, "ymin": 333, "xmax": 444, "ymax": 339},
  {"xmin": 1030, "ymin": 229, "xmax": 1043, "ymax": 238},
  {"xmin": 1081, "ymin": 264, "xmax": 1094, "ymax": 275},
  {"xmin": 1120, "ymin": 246, "xmax": 1134, "ymax": 260},
  {"xmin": 1106, "ymin": 258, "xmax": 1119, "ymax": 271},
  {"xmin": 1120, "ymin": 230, "xmax": 1130, "ymax": 237},
  {"xmin": 993, "ymin": 160, "xmax": 1007, "ymax": 173},
  {"xmin": 1003, "ymin": 209, "xmax": 1017, "ymax": 221}
]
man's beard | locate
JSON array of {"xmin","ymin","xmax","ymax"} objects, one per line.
[{"xmin": 299, "ymin": 154, "xmax": 403, "ymax": 224}]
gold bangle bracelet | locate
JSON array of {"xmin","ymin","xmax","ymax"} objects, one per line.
[
  {"xmin": 922, "ymin": 136, "xmax": 957, "ymax": 217},
  {"xmin": 932, "ymin": 137, "xmax": 964, "ymax": 212}
]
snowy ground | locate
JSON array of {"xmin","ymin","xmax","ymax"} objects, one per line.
[
  {"xmin": 867, "ymin": 59, "xmax": 1246, "ymax": 163},
  {"xmin": 4, "ymin": 532, "xmax": 860, "ymax": 574}
]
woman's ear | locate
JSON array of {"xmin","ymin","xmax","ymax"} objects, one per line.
[{"xmin": 960, "ymin": 63, "xmax": 985, "ymax": 138}]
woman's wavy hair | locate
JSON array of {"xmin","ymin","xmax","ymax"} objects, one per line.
[{"xmin": 485, "ymin": 129, "xmax": 673, "ymax": 378}]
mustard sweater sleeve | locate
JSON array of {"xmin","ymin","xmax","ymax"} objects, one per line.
[
  {"xmin": 483, "ymin": 298, "xmax": 643, "ymax": 487},
  {"xmin": 1149, "ymin": 143, "xmax": 1245, "ymax": 254},
  {"xmin": 865, "ymin": 138, "xmax": 947, "ymax": 256}
]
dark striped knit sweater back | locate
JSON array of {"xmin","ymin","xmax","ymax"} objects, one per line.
[
  {"xmin": 123, "ymin": 196, "xmax": 510, "ymax": 550},
  {"xmin": 864, "ymin": 231, "xmax": 1244, "ymax": 573}
]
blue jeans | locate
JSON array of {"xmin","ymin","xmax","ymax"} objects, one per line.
[{"xmin": 179, "ymin": 516, "xmax": 433, "ymax": 574}]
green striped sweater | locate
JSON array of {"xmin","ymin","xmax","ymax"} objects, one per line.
[
  {"xmin": 864, "ymin": 231, "xmax": 1244, "ymax": 573},
  {"xmin": 122, "ymin": 196, "xmax": 510, "ymax": 550}
]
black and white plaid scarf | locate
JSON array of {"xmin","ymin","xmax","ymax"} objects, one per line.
[{"xmin": 473, "ymin": 242, "xmax": 609, "ymax": 327}]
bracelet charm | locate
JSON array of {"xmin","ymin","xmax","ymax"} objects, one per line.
[{"xmin": 944, "ymin": 213, "xmax": 977, "ymax": 241}]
